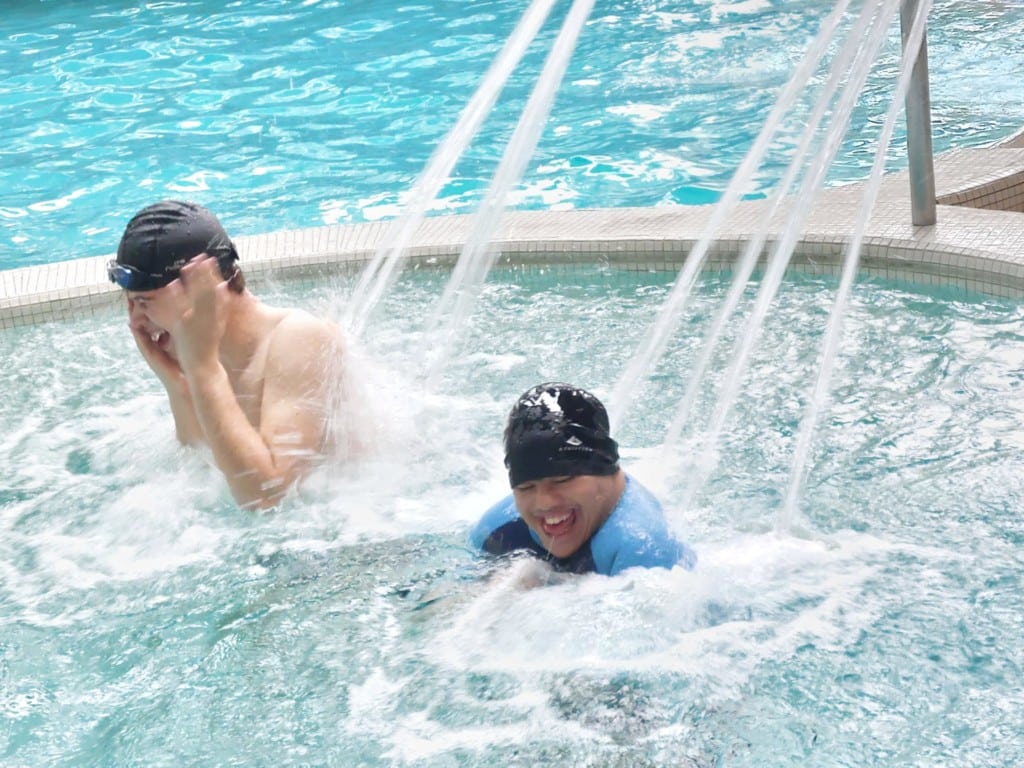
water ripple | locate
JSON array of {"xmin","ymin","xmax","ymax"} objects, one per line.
[{"xmin": 1, "ymin": 0, "xmax": 1023, "ymax": 269}]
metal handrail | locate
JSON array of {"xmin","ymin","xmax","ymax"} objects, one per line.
[{"xmin": 901, "ymin": 0, "xmax": 937, "ymax": 226}]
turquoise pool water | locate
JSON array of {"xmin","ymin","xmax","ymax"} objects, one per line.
[
  {"xmin": 3, "ymin": 266, "xmax": 1024, "ymax": 764},
  {"xmin": 2, "ymin": 0, "xmax": 1024, "ymax": 270},
  {"xmin": 5, "ymin": 1, "xmax": 1024, "ymax": 764}
]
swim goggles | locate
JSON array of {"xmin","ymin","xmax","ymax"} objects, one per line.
[
  {"xmin": 106, "ymin": 260, "xmax": 172, "ymax": 292},
  {"xmin": 107, "ymin": 252, "xmax": 237, "ymax": 292}
]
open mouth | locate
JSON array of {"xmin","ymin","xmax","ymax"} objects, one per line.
[
  {"xmin": 540, "ymin": 508, "xmax": 577, "ymax": 538},
  {"xmin": 148, "ymin": 330, "xmax": 171, "ymax": 351}
]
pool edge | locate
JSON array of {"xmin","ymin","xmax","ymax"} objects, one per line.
[{"xmin": 4, "ymin": 144, "xmax": 1024, "ymax": 329}]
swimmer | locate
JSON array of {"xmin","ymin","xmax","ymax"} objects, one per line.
[
  {"xmin": 469, "ymin": 382, "xmax": 696, "ymax": 576},
  {"xmin": 109, "ymin": 200, "xmax": 345, "ymax": 509}
]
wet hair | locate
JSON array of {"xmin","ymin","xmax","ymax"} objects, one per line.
[
  {"xmin": 503, "ymin": 382, "xmax": 620, "ymax": 487},
  {"xmin": 116, "ymin": 199, "xmax": 244, "ymax": 292}
]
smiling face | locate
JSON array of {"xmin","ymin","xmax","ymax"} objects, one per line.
[{"xmin": 512, "ymin": 471, "xmax": 625, "ymax": 559}]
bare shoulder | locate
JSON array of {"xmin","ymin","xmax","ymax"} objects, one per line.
[
  {"xmin": 272, "ymin": 307, "xmax": 344, "ymax": 344},
  {"xmin": 265, "ymin": 307, "xmax": 345, "ymax": 375}
]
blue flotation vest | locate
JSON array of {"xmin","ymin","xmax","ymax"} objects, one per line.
[{"xmin": 468, "ymin": 474, "xmax": 696, "ymax": 576}]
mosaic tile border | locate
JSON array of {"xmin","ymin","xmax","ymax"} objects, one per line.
[{"xmin": 3, "ymin": 145, "xmax": 1024, "ymax": 330}]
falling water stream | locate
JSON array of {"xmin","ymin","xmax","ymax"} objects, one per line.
[{"xmin": 3, "ymin": 1, "xmax": 1024, "ymax": 765}]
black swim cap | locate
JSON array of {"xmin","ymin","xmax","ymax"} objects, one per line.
[
  {"xmin": 504, "ymin": 382, "xmax": 620, "ymax": 487},
  {"xmin": 114, "ymin": 200, "xmax": 238, "ymax": 291}
]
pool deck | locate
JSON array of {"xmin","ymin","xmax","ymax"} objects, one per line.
[{"xmin": 3, "ymin": 138, "xmax": 1024, "ymax": 329}]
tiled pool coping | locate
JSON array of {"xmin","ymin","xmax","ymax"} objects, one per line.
[{"xmin": 3, "ymin": 144, "xmax": 1024, "ymax": 330}]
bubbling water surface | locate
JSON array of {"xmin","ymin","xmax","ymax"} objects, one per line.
[{"xmin": 3, "ymin": 266, "xmax": 1024, "ymax": 765}]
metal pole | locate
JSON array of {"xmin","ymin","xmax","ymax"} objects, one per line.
[{"xmin": 901, "ymin": 0, "xmax": 936, "ymax": 226}]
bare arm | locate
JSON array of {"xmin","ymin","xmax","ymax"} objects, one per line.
[
  {"xmin": 127, "ymin": 300, "xmax": 204, "ymax": 445},
  {"xmin": 165, "ymin": 375, "xmax": 205, "ymax": 446},
  {"xmin": 187, "ymin": 314, "xmax": 341, "ymax": 509},
  {"xmin": 149, "ymin": 256, "xmax": 342, "ymax": 509}
]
